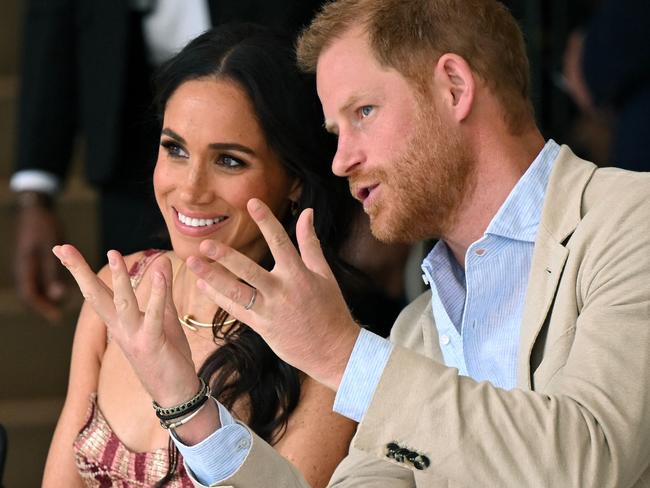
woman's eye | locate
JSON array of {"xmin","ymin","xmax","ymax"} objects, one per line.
[
  {"xmin": 218, "ymin": 155, "xmax": 245, "ymax": 169},
  {"xmin": 359, "ymin": 105, "xmax": 374, "ymax": 118},
  {"xmin": 160, "ymin": 140, "xmax": 188, "ymax": 159}
]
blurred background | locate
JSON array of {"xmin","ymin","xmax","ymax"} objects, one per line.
[
  {"xmin": 1, "ymin": 1, "xmax": 98, "ymax": 488},
  {"xmin": 0, "ymin": 0, "xmax": 644, "ymax": 486}
]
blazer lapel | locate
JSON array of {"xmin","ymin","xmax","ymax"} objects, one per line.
[
  {"xmin": 419, "ymin": 299, "xmax": 442, "ymax": 361},
  {"xmin": 516, "ymin": 146, "xmax": 597, "ymax": 388}
]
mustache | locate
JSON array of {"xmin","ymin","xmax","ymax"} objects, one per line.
[{"xmin": 348, "ymin": 169, "xmax": 388, "ymax": 193}]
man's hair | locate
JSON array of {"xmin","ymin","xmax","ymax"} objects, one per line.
[{"xmin": 297, "ymin": 0, "xmax": 534, "ymax": 132}]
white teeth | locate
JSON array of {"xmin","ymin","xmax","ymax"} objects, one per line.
[{"xmin": 177, "ymin": 211, "xmax": 226, "ymax": 227}]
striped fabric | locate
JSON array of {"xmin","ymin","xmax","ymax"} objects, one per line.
[
  {"xmin": 73, "ymin": 394, "xmax": 194, "ymax": 487},
  {"xmin": 421, "ymin": 140, "xmax": 560, "ymax": 389},
  {"xmin": 71, "ymin": 249, "xmax": 195, "ymax": 487}
]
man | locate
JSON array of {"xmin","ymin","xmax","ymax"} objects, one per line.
[{"xmin": 57, "ymin": 0, "xmax": 650, "ymax": 486}]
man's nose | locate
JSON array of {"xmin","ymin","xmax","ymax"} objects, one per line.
[{"xmin": 331, "ymin": 132, "xmax": 365, "ymax": 177}]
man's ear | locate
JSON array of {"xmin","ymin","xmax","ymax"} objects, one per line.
[{"xmin": 433, "ymin": 53, "xmax": 475, "ymax": 123}]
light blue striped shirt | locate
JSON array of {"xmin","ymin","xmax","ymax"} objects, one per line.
[
  {"xmin": 177, "ymin": 140, "xmax": 560, "ymax": 482},
  {"xmin": 334, "ymin": 139, "xmax": 559, "ymax": 419}
]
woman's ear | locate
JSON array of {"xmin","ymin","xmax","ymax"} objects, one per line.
[
  {"xmin": 288, "ymin": 179, "xmax": 303, "ymax": 215},
  {"xmin": 288, "ymin": 179, "xmax": 302, "ymax": 203},
  {"xmin": 433, "ymin": 53, "xmax": 475, "ymax": 123}
]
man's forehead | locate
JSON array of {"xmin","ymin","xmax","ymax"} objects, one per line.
[
  {"xmin": 316, "ymin": 28, "xmax": 379, "ymax": 104},
  {"xmin": 316, "ymin": 25, "xmax": 369, "ymax": 71}
]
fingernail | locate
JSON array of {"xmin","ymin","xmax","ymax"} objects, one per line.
[
  {"xmin": 107, "ymin": 253, "xmax": 116, "ymax": 267},
  {"xmin": 308, "ymin": 208, "xmax": 315, "ymax": 229},
  {"xmin": 248, "ymin": 198, "xmax": 262, "ymax": 212}
]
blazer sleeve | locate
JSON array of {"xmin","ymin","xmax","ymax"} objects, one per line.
[
  {"xmin": 186, "ymin": 425, "xmax": 416, "ymax": 488},
  {"xmin": 348, "ymin": 176, "xmax": 650, "ymax": 487},
  {"xmin": 186, "ymin": 422, "xmax": 311, "ymax": 488},
  {"xmin": 15, "ymin": 0, "xmax": 78, "ymax": 179},
  {"xmin": 327, "ymin": 445, "xmax": 414, "ymax": 488}
]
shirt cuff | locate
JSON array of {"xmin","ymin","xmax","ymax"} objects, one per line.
[
  {"xmin": 10, "ymin": 170, "xmax": 60, "ymax": 194},
  {"xmin": 333, "ymin": 328, "xmax": 394, "ymax": 422},
  {"xmin": 171, "ymin": 398, "xmax": 252, "ymax": 485}
]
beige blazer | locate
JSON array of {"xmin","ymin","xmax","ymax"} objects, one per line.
[{"xmin": 192, "ymin": 146, "xmax": 650, "ymax": 487}]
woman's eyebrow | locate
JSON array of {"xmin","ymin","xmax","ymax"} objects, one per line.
[
  {"xmin": 208, "ymin": 142, "xmax": 255, "ymax": 155},
  {"xmin": 162, "ymin": 128, "xmax": 256, "ymax": 155},
  {"xmin": 161, "ymin": 128, "xmax": 186, "ymax": 144}
]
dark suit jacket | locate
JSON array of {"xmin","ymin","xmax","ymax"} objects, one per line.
[{"xmin": 15, "ymin": 0, "xmax": 323, "ymax": 187}]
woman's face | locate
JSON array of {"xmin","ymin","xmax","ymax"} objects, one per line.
[{"xmin": 154, "ymin": 78, "xmax": 300, "ymax": 261}]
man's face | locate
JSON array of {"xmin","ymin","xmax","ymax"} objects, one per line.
[{"xmin": 316, "ymin": 28, "xmax": 475, "ymax": 243}]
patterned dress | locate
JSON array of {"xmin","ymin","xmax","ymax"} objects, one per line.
[{"xmin": 72, "ymin": 250, "xmax": 194, "ymax": 487}]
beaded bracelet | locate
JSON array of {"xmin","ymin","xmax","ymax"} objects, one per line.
[
  {"xmin": 161, "ymin": 396, "xmax": 216, "ymax": 431},
  {"xmin": 152, "ymin": 377, "xmax": 210, "ymax": 422}
]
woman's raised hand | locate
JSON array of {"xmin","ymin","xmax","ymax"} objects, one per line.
[{"xmin": 52, "ymin": 245, "xmax": 201, "ymax": 406}]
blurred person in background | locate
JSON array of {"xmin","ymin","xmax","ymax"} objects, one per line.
[
  {"xmin": 563, "ymin": 0, "xmax": 650, "ymax": 172},
  {"xmin": 11, "ymin": 0, "xmax": 324, "ymax": 323}
]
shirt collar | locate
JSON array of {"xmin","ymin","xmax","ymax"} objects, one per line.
[
  {"xmin": 421, "ymin": 139, "xmax": 560, "ymax": 280},
  {"xmin": 484, "ymin": 139, "xmax": 560, "ymax": 243}
]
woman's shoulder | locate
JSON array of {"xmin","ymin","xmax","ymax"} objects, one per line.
[{"xmin": 96, "ymin": 249, "xmax": 170, "ymax": 289}]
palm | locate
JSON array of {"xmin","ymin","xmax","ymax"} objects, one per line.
[{"xmin": 53, "ymin": 245, "xmax": 199, "ymax": 405}]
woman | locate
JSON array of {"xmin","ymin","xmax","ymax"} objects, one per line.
[{"xmin": 46, "ymin": 24, "xmax": 356, "ymax": 487}]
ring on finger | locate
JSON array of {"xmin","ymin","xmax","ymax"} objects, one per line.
[{"xmin": 244, "ymin": 288, "xmax": 257, "ymax": 311}]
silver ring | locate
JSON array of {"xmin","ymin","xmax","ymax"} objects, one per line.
[{"xmin": 244, "ymin": 288, "xmax": 257, "ymax": 310}]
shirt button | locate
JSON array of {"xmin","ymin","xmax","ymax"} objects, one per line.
[
  {"xmin": 475, "ymin": 248, "xmax": 487, "ymax": 256},
  {"xmin": 421, "ymin": 273, "xmax": 429, "ymax": 285},
  {"xmin": 440, "ymin": 335, "xmax": 450, "ymax": 345},
  {"xmin": 237, "ymin": 437, "xmax": 251, "ymax": 450}
]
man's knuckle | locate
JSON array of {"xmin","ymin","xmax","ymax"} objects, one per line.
[
  {"xmin": 243, "ymin": 262, "xmax": 259, "ymax": 282},
  {"xmin": 228, "ymin": 286, "xmax": 244, "ymax": 303},
  {"xmin": 270, "ymin": 232, "xmax": 290, "ymax": 248}
]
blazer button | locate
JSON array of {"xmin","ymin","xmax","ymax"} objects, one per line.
[{"xmin": 413, "ymin": 454, "xmax": 431, "ymax": 470}]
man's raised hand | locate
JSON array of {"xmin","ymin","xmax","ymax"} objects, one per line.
[{"xmin": 187, "ymin": 198, "xmax": 361, "ymax": 390}]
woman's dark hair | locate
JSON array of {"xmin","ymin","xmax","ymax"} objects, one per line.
[{"xmin": 152, "ymin": 23, "xmax": 355, "ymax": 485}]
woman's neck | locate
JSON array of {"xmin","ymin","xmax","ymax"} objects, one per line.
[{"xmin": 170, "ymin": 253, "xmax": 219, "ymax": 325}]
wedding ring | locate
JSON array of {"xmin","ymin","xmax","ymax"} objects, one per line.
[{"xmin": 244, "ymin": 288, "xmax": 257, "ymax": 310}]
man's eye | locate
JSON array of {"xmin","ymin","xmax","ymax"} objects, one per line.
[{"xmin": 359, "ymin": 106, "xmax": 374, "ymax": 118}]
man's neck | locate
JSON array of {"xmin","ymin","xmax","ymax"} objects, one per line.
[{"xmin": 443, "ymin": 128, "xmax": 546, "ymax": 268}]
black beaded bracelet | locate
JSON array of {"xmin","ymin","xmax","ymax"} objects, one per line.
[{"xmin": 152, "ymin": 377, "xmax": 210, "ymax": 421}]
